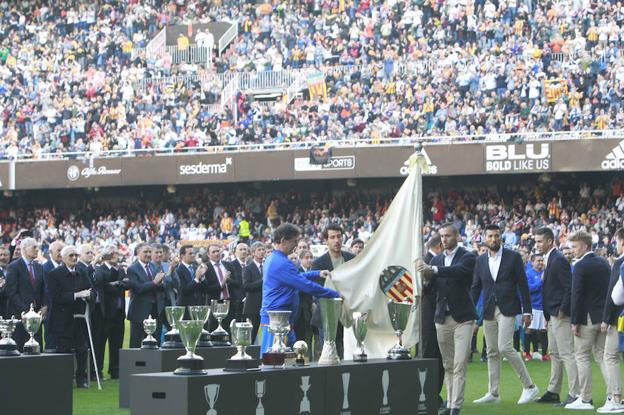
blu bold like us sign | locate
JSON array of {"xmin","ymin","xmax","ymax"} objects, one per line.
[{"xmin": 485, "ymin": 143, "xmax": 551, "ymax": 172}]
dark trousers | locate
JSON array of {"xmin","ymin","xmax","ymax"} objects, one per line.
[
  {"xmin": 523, "ymin": 329, "xmax": 548, "ymax": 355},
  {"xmin": 130, "ymin": 304, "xmax": 161, "ymax": 348},
  {"xmin": 246, "ymin": 313, "xmax": 260, "ymax": 344},
  {"xmin": 89, "ymin": 305, "xmax": 104, "ymax": 378},
  {"xmin": 421, "ymin": 295, "xmax": 444, "ymax": 407},
  {"xmin": 56, "ymin": 320, "xmax": 88, "ymax": 384},
  {"xmin": 100, "ymin": 310, "xmax": 125, "ymax": 378},
  {"xmin": 43, "ymin": 320, "xmax": 56, "ymax": 351}
]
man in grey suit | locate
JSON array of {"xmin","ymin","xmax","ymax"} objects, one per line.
[{"xmin": 127, "ymin": 243, "xmax": 173, "ymax": 348}]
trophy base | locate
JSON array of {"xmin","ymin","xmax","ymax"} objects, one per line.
[
  {"xmin": 22, "ymin": 345, "xmax": 41, "ymax": 355},
  {"xmin": 174, "ymin": 357, "xmax": 206, "ymax": 375},
  {"xmin": 197, "ymin": 340, "xmax": 214, "ymax": 348},
  {"xmin": 353, "ymin": 353, "xmax": 368, "ymax": 362},
  {"xmin": 223, "ymin": 358, "xmax": 261, "ymax": 371},
  {"xmin": 262, "ymin": 352, "xmax": 286, "ymax": 367},
  {"xmin": 387, "ymin": 346, "xmax": 411, "ymax": 360},
  {"xmin": 284, "ymin": 351, "xmax": 297, "ymax": 366},
  {"xmin": 209, "ymin": 331, "xmax": 230, "ymax": 346},
  {"xmin": 0, "ymin": 346, "xmax": 20, "ymax": 357},
  {"xmin": 295, "ymin": 357, "xmax": 308, "ymax": 366},
  {"xmin": 161, "ymin": 332, "xmax": 184, "ymax": 349},
  {"xmin": 196, "ymin": 331, "xmax": 213, "ymax": 348},
  {"xmin": 141, "ymin": 340, "xmax": 159, "ymax": 350}
]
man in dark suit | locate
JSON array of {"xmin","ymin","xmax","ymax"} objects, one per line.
[
  {"xmin": 599, "ymin": 227, "xmax": 624, "ymax": 412},
  {"xmin": 225, "ymin": 242, "xmax": 248, "ymax": 322},
  {"xmin": 5, "ymin": 237, "xmax": 47, "ymax": 351},
  {"xmin": 93, "ymin": 246, "xmax": 128, "ymax": 380},
  {"xmin": 205, "ymin": 243, "xmax": 236, "ymax": 332},
  {"xmin": 176, "ymin": 245, "xmax": 221, "ymax": 309},
  {"xmin": 127, "ymin": 243, "xmax": 172, "ymax": 348},
  {"xmin": 565, "ymin": 231, "xmax": 611, "ymax": 410},
  {"xmin": 421, "ymin": 233, "xmax": 444, "ymax": 408},
  {"xmin": 311, "ymin": 224, "xmax": 355, "ymax": 360},
  {"xmin": 416, "ymin": 223, "xmax": 477, "ymax": 415},
  {"xmin": 76, "ymin": 244, "xmax": 101, "ymax": 381},
  {"xmin": 533, "ymin": 227, "xmax": 578, "ymax": 405},
  {"xmin": 471, "ymin": 224, "xmax": 538, "ymax": 405},
  {"xmin": 42, "ymin": 240, "xmax": 64, "ymax": 351},
  {"xmin": 0, "ymin": 246, "xmax": 10, "ymax": 317},
  {"xmin": 47, "ymin": 245, "xmax": 95, "ymax": 388},
  {"xmin": 242, "ymin": 242, "xmax": 266, "ymax": 343}
]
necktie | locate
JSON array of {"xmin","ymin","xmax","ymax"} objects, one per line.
[
  {"xmin": 215, "ymin": 263, "xmax": 229, "ymax": 300},
  {"xmin": 27, "ymin": 263, "xmax": 35, "ymax": 288},
  {"xmin": 146, "ymin": 264, "xmax": 156, "ymax": 302}
]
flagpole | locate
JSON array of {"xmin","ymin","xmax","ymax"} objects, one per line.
[{"xmin": 413, "ymin": 141, "xmax": 424, "ymax": 359}]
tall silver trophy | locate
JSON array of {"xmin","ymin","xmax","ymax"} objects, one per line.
[
  {"xmin": 21, "ymin": 304, "xmax": 43, "ymax": 355},
  {"xmin": 162, "ymin": 306, "xmax": 185, "ymax": 349},
  {"xmin": 261, "ymin": 310, "xmax": 291, "ymax": 367},
  {"xmin": 386, "ymin": 301, "xmax": 412, "ymax": 360},
  {"xmin": 210, "ymin": 300, "xmax": 231, "ymax": 346},
  {"xmin": 224, "ymin": 319, "xmax": 260, "ymax": 371},
  {"xmin": 352, "ymin": 312, "xmax": 369, "ymax": 362},
  {"xmin": 141, "ymin": 314, "xmax": 158, "ymax": 349},
  {"xmin": 174, "ymin": 320, "xmax": 207, "ymax": 375},
  {"xmin": 318, "ymin": 297, "xmax": 343, "ymax": 365},
  {"xmin": 0, "ymin": 315, "xmax": 21, "ymax": 356},
  {"xmin": 188, "ymin": 305, "xmax": 212, "ymax": 348}
]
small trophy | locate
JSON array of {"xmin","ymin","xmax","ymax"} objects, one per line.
[
  {"xmin": 261, "ymin": 310, "xmax": 291, "ymax": 367},
  {"xmin": 386, "ymin": 301, "xmax": 412, "ymax": 360},
  {"xmin": 0, "ymin": 315, "xmax": 21, "ymax": 356},
  {"xmin": 141, "ymin": 314, "xmax": 158, "ymax": 349},
  {"xmin": 21, "ymin": 304, "xmax": 42, "ymax": 355},
  {"xmin": 255, "ymin": 380, "xmax": 266, "ymax": 415},
  {"xmin": 341, "ymin": 372, "xmax": 351, "ymax": 413},
  {"xmin": 318, "ymin": 297, "xmax": 343, "ymax": 365},
  {"xmin": 299, "ymin": 376, "xmax": 311, "ymax": 414},
  {"xmin": 188, "ymin": 305, "xmax": 212, "ymax": 348},
  {"xmin": 210, "ymin": 300, "xmax": 231, "ymax": 346},
  {"xmin": 417, "ymin": 369, "xmax": 428, "ymax": 414},
  {"xmin": 204, "ymin": 384, "xmax": 220, "ymax": 415},
  {"xmin": 352, "ymin": 312, "xmax": 369, "ymax": 362},
  {"xmin": 379, "ymin": 370, "xmax": 391, "ymax": 414},
  {"xmin": 224, "ymin": 319, "xmax": 260, "ymax": 371},
  {"xmin": 162, "ymin": 306, "xmax": 185, "ymax": 349},
  {"xmin": 293, "ymin": 340, "xmax": 308, "ymax": 366},
  {"xmin": 174, "ymin": 320, "xmax": 207, "ymax": 375}
]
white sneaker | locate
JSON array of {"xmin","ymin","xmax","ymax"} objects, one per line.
[
  {"xmin": 597, "ymin": 398, "xmax": 624, "ymax": 413},
  {"xmin": 473, "ymin": 393, "xmax": 501, "ymax": 404},
  {"xmin": 565, "ymin": 397, "xmax": 594, "ymax": 410},
  {"xmin": 518, "ymin": 386, "xmax": 540, "ymax": 404}
]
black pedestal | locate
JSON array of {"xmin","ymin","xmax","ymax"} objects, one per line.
[
  {"xmin": 209, "ymin": 330, "xmax": 230, "ymax": 346},
  {"xmin": 262, "ymin": 352, "xmax": 285, "ymax": 367},
  {"xmin": 141, "ymin": 339, "xmax": 158, "ymax": 350},
  {"xmin": 1, "ymin": 354, "xmax": 73, "ymax": 415},
  {"xmin": 161, "ymin": 332, "xmax": 184, "ymax": 349},
  {"xmin": 130, "ymin": 358, "xmax": 439, "ymax": 415},
  {"xmin": 197, "ymin": 331, "xmax": 212, "ymax": 348},
  {"xmin": 174, "ymin": 356, "xmax": 207, "ymax": 375},
  {"xmin": 0, "ymin": 342, "xmax": 20, "ymax": 356},
  {"xmin": 223, "ymin": 357, "xmax": 261, "ymax": 371},
  {"xmin": 119, "ymin": 345, "xmax": 260, "ymax": 408}
]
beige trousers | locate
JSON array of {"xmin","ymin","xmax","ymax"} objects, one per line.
[
  {"xmin": 546, "ymin": 315, "xmax": 579, "ymax": 397},
  {"xmin": 604, "ymin": 325, "xmax": 621, "ymax": 397},
  {"xmin": 436, "ymin": 316, "xmax": 474, "ymax": 409},
  {"xmin": 574, "ymin": 315, "xmax": 608, "ymax": 402},
  {"xmin": 483, "ymin": 307, "xmax": 534, "ymax": 396}
]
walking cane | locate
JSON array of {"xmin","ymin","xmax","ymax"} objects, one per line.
[{"xmin": 75, "ymin": 301, "xmax": 102, "ymax": 390}]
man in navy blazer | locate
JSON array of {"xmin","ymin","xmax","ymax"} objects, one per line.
[
  {"xmin": 471, "ymin": 224, "xmax": 539, "ymax": 406},
  {"xmin": 533, "ymin": 227, "xmax": 578, "ymax": 406},
  {"xmin": 126, "ymin": 243, "xmax": 173, "ymax": 348},
  {"xmin": 565, "ymin": 231, "xmax": 611, "ymax": 410},
  {"xmin": 5, "ymin": 237, "xmax": 47, "ymax": 351},
  {"xmin": 417, "ymin": 223, "xmax": 477, "ymax": 415},
  {"xmin": 41, "ymin": 241, "xmax": 65, "ymax": 351},
  {"xmin": 176, "ymin": 245, "xmax": 221, "ymax": 308}
]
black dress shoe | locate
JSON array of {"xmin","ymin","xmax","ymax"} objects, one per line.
[
  {"xmin": 438, "ymin": 408, "xmax": 451, "ymax": 415},
  {"xmin": 554, "ymin": 395, "xmax": 577, "ymax": 407},
  {"xmin": 450, "ymin": 409, "xmax": 461, "ymax": 415},
  {"xmin": 536, "ymin": 391, "xmax": 560, "ymax": 404},
  {"xmin": 76, "ymin": 382, "xmax": 89, "ymax": 389}
]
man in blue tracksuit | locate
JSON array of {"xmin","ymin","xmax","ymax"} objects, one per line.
[{"xmin": 260, "ymin": 223, "xmax": 340, "ymax": 355}]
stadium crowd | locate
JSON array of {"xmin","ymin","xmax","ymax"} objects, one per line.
[{"xmin": 2, "ymin": 0, "xmax": 624, "ymax": 158}]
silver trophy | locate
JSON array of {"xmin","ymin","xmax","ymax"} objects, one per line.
[
  {"xmin": 255, "ymin": 379, "xmax": 266, "ymax": 415},
  {"xmin": 293, "ymin": 340, "xmax": 308, "ymax": 366},
  {"xmin": 386, "ymin": 301, "xmax": 412, "ymax": 360},
  {"xmin": 318, "ymin": 297, "xmax": 343, "ymax": 365},
  {"xmin": 342, "ymin": 372, "xmax": 351, "ymax": 413},
  {"xmin": 174, "ymin": 320, "xmax": 206, "ymax": 375},
  {"xmin": 0, "ymin": 315, "xmax": 21, "ymax": 356},
  {"xmin": 210, "ymin": 300, "xmax": 231, "ymax": 346},
  {"xmin": 379, "ymin": 370, "xmax": 391, "ymax": 414},
  {"xmin": 141, "ymin": 314, "xmax": 158, "ymax": 349},
  {"xmin": 224, "ymin": 319, "xmax": 260, "ymax": 371},
  {"xmin": 188, "ymin": 305, "xmax": 212, "ymax": 348},
  {"xmin": 204, "ymin": 384, "xmax": 220, "ymax": 415},
  {"xmin": 162, "ymin": 306, "xmax": 185, "ymax": 349},
  {"xmin": 262, "ymin": 310, "xmax": 291, "ymax": 367},
  {"xmin": 21, "ymin": 304, "xmax": 42, "ymax": 355},
  {"xmin": 352, "ymin": 312, "xmax": 369, "ymax": 362},
  {"xmin": 299, "ymin": 376, "xmax": 311, "ymax": 414},
  {"xmin": 417, "ymin": 368, "xmax": 428, "ymax": 414}
]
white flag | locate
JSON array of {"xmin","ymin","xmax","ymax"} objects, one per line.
[{"xmin": 328, "ymin": 155, "xmax": 424, "ymax": 359}]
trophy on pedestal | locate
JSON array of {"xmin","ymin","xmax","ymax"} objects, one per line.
[
  {"xmin": 188, "ymin": 305, "xmax": 212, "ymax": 348},
  {"xmin": 210, "ymin": 300, "xmax": 231, "ymax": 346},
  {"xmin": 386, "ymin": 301, "xmax": 412, "ymax": 360},
  {"xmin": 0, "ymin": 315, "xmax": 21, "ymax": 356},
  {"xmin": 141, "ymin": 314, "xmax": 159, "ymax": 349},
  {"xmin": 261, "ymin": 310, "xmax": 291, "ymax": 367},
  {"xmin": 224, "ymin": 319, "xmax": 260, "ymax": 371},
  {"xmin": 318, "ymin": 297, "xmax": 343, "ymax": 365},
  {"xmin": 21, "ymin": 304, "xmax": 42, "ymax": 355},
  {"xmin": 174, "ymin": 320, "xmax": 207, "ymax": 375},
  {"xmin": 162, "ymin": 306, "xmax": 185, "ymax": 349},
  {"xmin": 352, "ymin": 312, "xmax": 369, "ymax": 362},
  {"xmin": 293, "ymin": 340, "xmax": 308, "ymax": 366}
]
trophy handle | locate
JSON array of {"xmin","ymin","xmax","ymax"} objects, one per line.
[{"xmin": 230, "ymin": 319, "xmax": 237, "ymax": 344}]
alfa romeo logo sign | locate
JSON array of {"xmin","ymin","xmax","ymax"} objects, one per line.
[{"xmin": 67, "ymin": 165, "xmax": 80, "ymax": 181}]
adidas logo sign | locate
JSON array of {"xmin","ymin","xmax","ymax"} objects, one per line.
[{"xmin": 601, "ymin": 140, "xmax": 624, "ymax": 170}]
